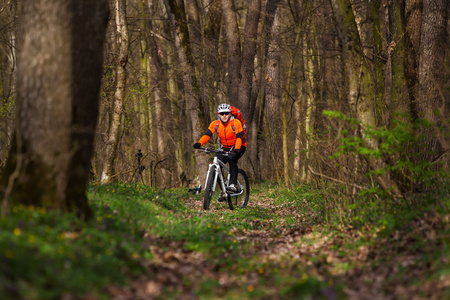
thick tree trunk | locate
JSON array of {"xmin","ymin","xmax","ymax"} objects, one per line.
[
  {"xmin": 186, "ymin": 0, "xmax": 211, "ymax": 127},
  {"xmin": 167, "ymin": 48, "xmax": 185, "ymax": 185},
  {"xmin": 238, "ymin": 0, "xmax": 261, "ymax": 117},
  {"xmin": 416, "ymin": 0, "xmax": 448, "ymax": 159},
  {"xmin": 264, "ymin": 0, "xmax": 281, "ymax": 181},
  {"xmin": 101, "ymin": 0, "xmax": 129, "ymax": 184},
  {"xmin": 403, "ymin": 0, "xmax": 422, "ymax": 119},
  {"xmin": 0, "ymin": 0, "xmax": 109, "ymax": 218},
  {"xmin": 0, "ymin": 4, "xmax": 16, "ymax": 165},
  {"xmin": 221, "ymin": 0, "xmax": 241, "ymax": 104}
]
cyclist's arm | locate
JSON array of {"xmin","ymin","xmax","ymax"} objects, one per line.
[
  {"xmin": 197, "ymin": 121, "xmax": 217, "ymax": 146},
  {"xmin": 233, "ymin": 120, "xmax": 243, "ymax": 149}
]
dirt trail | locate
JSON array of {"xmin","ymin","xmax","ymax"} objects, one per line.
[{"xmin": 103, "ymin": 192, "xmax": 449, "ymax": 299}]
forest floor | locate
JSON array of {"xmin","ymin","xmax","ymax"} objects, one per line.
[{"xmin": 102, "ymin": 189, "xmax": 450, "ymax": 300}]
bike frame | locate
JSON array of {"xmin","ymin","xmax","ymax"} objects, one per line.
[{"xmin": 204, "ymin": 149, "xmax": 244, "ymax": 197}]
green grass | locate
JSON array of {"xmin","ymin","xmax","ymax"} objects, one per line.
[
  {"xmin": 0, "ymin": 203, "xmax": 145, "ymax": 299},
  {"xmin": 0, "ymin": 180, "xmax": 448, "ymax": 299}
]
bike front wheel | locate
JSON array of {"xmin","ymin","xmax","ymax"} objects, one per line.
[
  {"xmin": 203, "ymin": 168, "xmax": 216, "ymax": 210},
  {"xmin": 231, "ymin": 169, "xmax": 249, "ymax": 208}
]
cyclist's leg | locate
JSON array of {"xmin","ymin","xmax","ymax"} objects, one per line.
[
  {"xmin": 228, "ymin": 146, "xmax": 246, "ymax": 184},
  {"xmin": 229, "ymin": 147, "xmax": 246, "ymax": 191},
  {"xmin": 228, "ymin": 159, "xmax": 238, "ymax": 185}
]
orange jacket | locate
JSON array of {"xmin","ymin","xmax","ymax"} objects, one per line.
[{"xmin": 198, "ymin": 118, "xmax": 246, "ymax": 149}]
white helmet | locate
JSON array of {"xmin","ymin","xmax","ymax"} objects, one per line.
[{"xmin": 217, "ymin": 103, "xmax": 231, "ymax": 114}]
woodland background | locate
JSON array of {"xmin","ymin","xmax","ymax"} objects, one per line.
[
  {"xmin": 0, "ymin": 0, "xmax": 448, "ymax": 201},
  {"xmin": 0, "ymin": 1, "xmax": 448, "ymax": 298}
]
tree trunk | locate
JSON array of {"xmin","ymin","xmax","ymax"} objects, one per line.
[
  {"xmin": 402, "ymin": 0, "xmax": 422, "ymax": 119},
  {"xmin": 186, "ymin": 0, "xmax": 211, "ymax": 127},
  {"xmin": 289, "ymin": 0, "xmax": 306, "ymax": 182},
  {"xmin": 416, "ymin": 0, "xmax": 448, "ymax": 159},
  {"xmin": 0, "ymin": 3, "xmax": 17, "ymax": 166},
  {"xmin": 163, "ymin": 0, "xmax": 208, "ymax": 187},
  {"xmin": 0, "ymin": 0, "xmax": 109, "ymax": 218},
  {"xmin": 303, "ymin": 33, "xmax": 315, "ymax": 183},
  {"xmin": 380, "ymin": 0, "xmax": 408, "ymax": 120},
  {"xmin": 240, "ymin": 0, "xmax": 262, "ymax": 177},
  {"xmin": 282, "ymin": 25, "xmax": 301, "ymax": 186},
  {"xmin": 101, "ymin": 0, "xmax": 129, "ymax": 184},
  {"xmin": 221, "ymin": 0, "xmax": 241, "ymax": 104},
  {"xmin": 144, "ymin": 0, "xmax": 171, "ymax": 187},
  {"xmin": 221, "ymin": 0, "xmax": 262, "ymax": 177},
  {"xmin": 264, "ymin": 0, "xmax": 281, "ymax": 181},
  {"xmin": 139, "ymin": 0, "xmax": 150, "ymax": 160},
  {"xmin": 238, "ymin": 0, "xmax": 261, "ymax": 117},
  {"xmin": 167, "ymin": 46, "xmax": 185, "ymax": 185}
]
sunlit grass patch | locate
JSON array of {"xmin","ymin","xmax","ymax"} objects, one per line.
[{"xmin": 0, "ymin": 199, "xmax": 147, "ymax": 300}]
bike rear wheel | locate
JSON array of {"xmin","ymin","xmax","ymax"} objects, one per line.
[
  {"xmin": 203, "ymin": 169, "xmax": 215, "ymax": 210},
  {"xmin": 231, "ymin": 169, "xmax": 249, "ymax": 208}
]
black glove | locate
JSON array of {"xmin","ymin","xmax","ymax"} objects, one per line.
[
  {"xmin": 193, "ymin": 142, "xmax": 201, "ymax": 149},
  {"xmin": 234, "ymin": 148, "xmax": 241, "ymax": 155}
]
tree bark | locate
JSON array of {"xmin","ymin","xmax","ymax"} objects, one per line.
[
  {"xmin": 0, "ymin": 2, "xmax": 17, "ymax": 165},
  {"xmin": 163, "ymin": 0, "xmax": 208, "ymax": 187},
  {"xmin": 167, "ymin": 46, "xmax": 185, "ymax": 185},
  {"xmin": 144, "ymin": 0, "xmax": 171, "ymax": 186},
  {"xmin": 402, "ymin": 0, "xmax": 422, "ymax": 119},
  {"xmin": 264, "ymin": 0, "xmax": 281, "ymax": 181},
  {"xmin": 282, "ymin": 21, "xmax": 301, "ymax": 186},
  {"xmin": 416, "ymin": 0, "xmax": 448, "ymax": 159},
  {"xmin": 221, "ymin": 0, "xmax": 241, "ymax": 104},
  {"xmin": 0, "ymin": 0, "xmax": 109, "ymax": 218},
  {"xmin": 303, "ymin": 32, "xmax": 315, "ymax": 183},
  {"xmin": 238, "ymin": 0, "xmax": 261, "ymax": 118},
  {"xmin": 101, "ymin": 0, "xmax": 129, "ymax": 184},
  {"xmin": 139, "ymin": 0, "xmax": 150, "ymax": 162},
  {"xmin": 380, "ymin": 0, "xmax": 408, "ymax": 120},
  {"xmin": 221, "ymin": 0, "xmax": 262, "ymax": 177}
]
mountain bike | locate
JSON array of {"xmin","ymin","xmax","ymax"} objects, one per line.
[{"xmin": 197, "ymin": 147, "xmax": 249, "ymax": 210}]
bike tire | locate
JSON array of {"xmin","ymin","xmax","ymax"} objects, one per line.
[
  {"xmin": 203, "ymin": 168, "xmax": 215, "ymax": 210},
  {"xmin": 232, "ymin": 169, "xmax": 249, "ymax": 208},
  {"xmin": 227, "ymin": 193, "xmax": 234, "ymax": 210}
]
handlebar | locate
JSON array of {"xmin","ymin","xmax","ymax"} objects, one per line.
[{"xmin": 197, "ymin": 147, "xmax": 232, "ymax": 155}]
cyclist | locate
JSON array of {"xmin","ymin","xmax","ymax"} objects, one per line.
[{"xmin": 193, "ymin": 103, "xmax": 246, "ymax": 192}]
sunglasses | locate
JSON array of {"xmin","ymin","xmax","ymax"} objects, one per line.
[{"xmin": 219, "ymin": 112, "xmax": 230, "ymax": 116}]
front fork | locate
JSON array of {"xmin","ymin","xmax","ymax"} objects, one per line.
[
  {"xmin": 216, "ymin": 166, "xmax": 228, "ymax": 196},
  {"xmin": 205, "ymin": 163, "xmax": 227, "ymax": 195}
]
